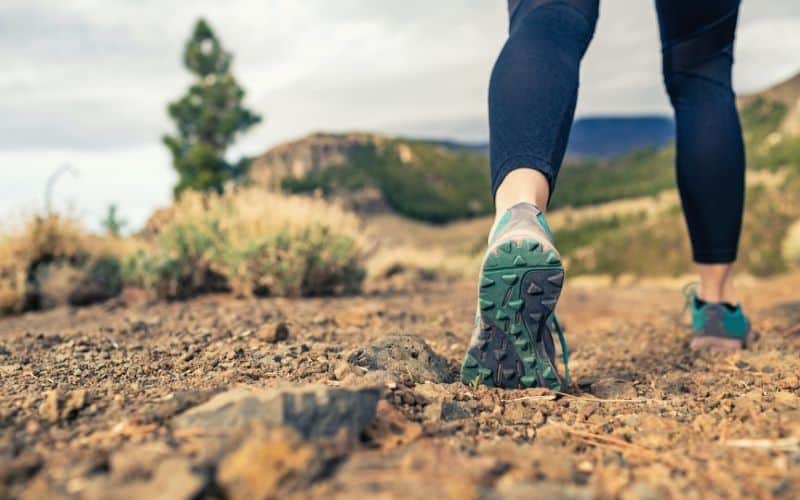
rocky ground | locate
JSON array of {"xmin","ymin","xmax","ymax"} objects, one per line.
[{"xmin": 1, "ymin": 273, "xmax": 800, "ymax": 499}]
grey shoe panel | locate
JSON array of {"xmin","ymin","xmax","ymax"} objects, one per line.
[{"xmin": 489, "ymin": 202, "xmax": 557, "ymax": 256}]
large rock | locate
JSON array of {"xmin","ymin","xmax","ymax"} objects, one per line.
[
  {"xmin": 347, "ymin": 334, "xmax": 454, "ymax": 384},
  {"xmin": 173, "ymin": 385, "xmax": 380, "ymax": 441},
  {"xmin": 80, "ymin": 456, "xmax": 205, "ymax": 500},
  {"xmin": 39, "ymin": 388, "xmax": 88, "ymax": 423},
  {"xmin": 217, "ymin": 426, "xmax": 340, "ymax": 500}
]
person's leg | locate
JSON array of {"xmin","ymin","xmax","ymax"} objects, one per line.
[
  {"xmin": 461, "ymin": 0, "xmax": 598, "ymax": 389},
  {"xmin": 656, "ymin": 0, "xmax": 751, "ymax": 348},
  {"xmin": 657, "ymin": 0, "xmax": 745, "ymax": 301},
  {"xmin": 491, "ymin": 0, "xmax": 599, "ymax": 217}
]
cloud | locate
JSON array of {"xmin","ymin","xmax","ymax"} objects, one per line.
[{"xmin": 3, "ymin": 0, "xmax": 798, "ymax": 153}]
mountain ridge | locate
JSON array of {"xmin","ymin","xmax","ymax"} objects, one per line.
[{"xmin": 248, "ymin": 70, "xmax": 800, "ymax": 223}]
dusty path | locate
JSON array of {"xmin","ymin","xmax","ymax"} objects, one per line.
[{"xmin": 1, "ymin": 274, "xmax": 799, "ymax": 498}]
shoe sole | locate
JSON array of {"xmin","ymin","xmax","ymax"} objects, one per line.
[
  {"xmin": 690, "ymin": 330, "xmax": 754, "ymax": 351},
  {"xmin": 460, "ymin": 238, "xmax": 565, "ymax": 390}
]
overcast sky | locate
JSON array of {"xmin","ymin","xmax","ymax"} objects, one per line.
[{"xmin": 2, "ymin": 0, "xmax": 799, "ymax": 231}]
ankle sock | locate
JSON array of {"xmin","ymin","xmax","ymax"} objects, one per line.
[{"xmin": 694, "ymin": 296, "xmax": 738, "ymax": 312}]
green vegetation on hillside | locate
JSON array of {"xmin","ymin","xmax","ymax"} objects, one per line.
[
  {"xmin": 277, "ymin": 88, "xmax": 799, "ymax": 226},
  {"xmin": 740, "ymin": 97, "xmax": 800, "ymax": 172},
  {"xmin": 741, "ymin": 97, "xmax": 787, "ymax": 146},
  {"xmin": 279, "ymin": 137, "xmax": 680, "ymax": 223},
  {"xmin": 278, "ymin": 77, "xmax": 800, "ymax": 278},
  {"xmin": 554, "ymin": 95, "xmax": 796, "ymax": 209},
  {"xmin": 549, "ymin": 91, "xmax": 800, "ymax": 278},
  {"xmin": 554, "ymin": 93, "xmax": 800, "ymax": 278},
  {"xmin": 551, "ymin": 148, "xmax": 675, "ymax": 209},
  {"xmin": 282, "ymin": 140, "xmax": 493, "ymax": 223},
  {"xmin": 554, "ymin": 212, "xmax": 648, "ymax": 256},
  {"xmin": 561, "ymin": 180, "xmax": 799, "ymax": 278}
]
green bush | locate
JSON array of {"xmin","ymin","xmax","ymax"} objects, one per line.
[{"xmin": 123, "ymin": 189, "xmax": 365, "ymax": 298}]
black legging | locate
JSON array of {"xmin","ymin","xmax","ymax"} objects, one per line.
[{"xmin": 491, "ymin": 0, "xmax": 745, "ymax": 263}]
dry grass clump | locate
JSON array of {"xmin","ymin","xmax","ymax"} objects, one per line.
[
  {"xmin": 366, "ymin": 246, "xmax": 479, "ymax": 287},
  {"xmin": 125, "ymin": 189, "xmax": 366, "ymax": 298},
  {"xmin": 781, "ymin": 218, "xmax": 800, "ymax": 266},
  {"xmin": 0, "ymin": 214, "xmax": 122, "ymax": 314}
]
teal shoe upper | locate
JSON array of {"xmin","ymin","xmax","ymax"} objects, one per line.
[{"xmin": 684, "ymin": 284, "xmax": 751, "ymax": 341}]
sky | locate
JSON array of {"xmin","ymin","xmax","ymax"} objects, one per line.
[{"xmin": 2, "ymin": 0, "xmax": 800, "ymax": 231}]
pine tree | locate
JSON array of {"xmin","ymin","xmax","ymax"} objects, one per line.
[{"xmin": 163, "ymin": 19, "xmax": 262, "ymax": 198}]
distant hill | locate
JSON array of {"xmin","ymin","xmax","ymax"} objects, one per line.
[
  {"xmin": 406, "ymin": 116, "xmax": 679, "ymax": 160},
  {"xmin": 739, "ymin": 71, "xmax": 800, "ymax": 138},
  {"xmin": 566, "ymin": 115, "xmax": 674, "ymax": 158},
  {"xmin": 249, "ymin": 133, "xmax": 492, "ymax": 223},
  {"xmin": 248, "ymin": 71, "xmax": 800, "ymax": 225}
]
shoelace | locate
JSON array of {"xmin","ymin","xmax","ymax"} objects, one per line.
[
  {"xmin": 550, "ymin": 313, "xmax": 570, "ymax": 387},
  {"xmin": 677, "ymin": 281, "xmax": 700, "ymax": 326}
]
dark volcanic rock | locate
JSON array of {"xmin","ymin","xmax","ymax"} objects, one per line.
[
  {"xmin": 346, "ymin": 334, "xmax": 454, "ymax": 383},
  {"xmin": 80, "ymin": 456, "xmax": 206, "ymax": 500},
  {"xmin": 424, "ymin": 399, "xmax": 476, "ymax": 422},
  {"xmin": 173, "ymin": 385, "xmax": 380, "ymax": 441},
  {"xmin": 257, "ymin": 321, "xmax": 290, "ymax": 343}
]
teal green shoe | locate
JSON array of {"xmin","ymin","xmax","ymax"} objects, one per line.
[
  {"xmin": 460, "ymin": 202, "xmax": 569, "ymax": 391},
  {"xmin": 684, "ymin": 283, "xmax": 753, "ymax": 350}
]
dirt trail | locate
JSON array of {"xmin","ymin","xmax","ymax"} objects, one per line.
[{"xmin": 1, "ymin": 273, "xmax": 800, "ymax": 499}]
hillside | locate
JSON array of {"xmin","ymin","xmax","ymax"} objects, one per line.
[
  {"xmin": 249, "ymin": 133, "xmax": 493, "ymax": 223},
  {"xmin": 246, "ymin": 131, "xmax": 680, "ymax": 223},
  {"xmin": 550, "ymin": 71, "xmax": 800, "ymax": 278},
  {"xmin": 566, "ymin": 115, "xmax": 674, "ymax": 158},
  {"xmin": 255, "ymin": 71, "xmax": 800, "ymax": 278},
  {"xmin": 739, "ymin": 71, "xmax": 800, "ymax": 137},
  {"xmin": 245, "ymin": 70, "xmax": 800, "ymax": 276},
  {"xmin": 246, "ymin": 124, "xmax": 678, "ymax": 223},
  {"xmin": 248, "ymin": 73, "xmax": 799, "ymax": 224}
]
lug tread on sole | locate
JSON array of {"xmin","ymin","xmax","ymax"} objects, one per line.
[
  {"xmin": 520, "ymin": 269, "xmax": 567, "ymax": 391},
  {"xmin": 460, "ymin": 238, "xmax": 566, "ymax": 390}
]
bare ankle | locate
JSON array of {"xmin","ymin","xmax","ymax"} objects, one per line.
[
  {"xmin": 696, "ymin": 263, "xmax": 737, "ymax": 304},
  {"xmin": 494, "ymin": 169, "xmax": 550, "ymax": 219}
]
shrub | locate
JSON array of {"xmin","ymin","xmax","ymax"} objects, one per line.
[
  {"xmin": 781, "ymin": 218, "xmax": 800, "ymax": 267},
  {"xmin": 126, "ymin": 189, "xmax": 366, "ymax": 298},
  {"xmin": 0, "ymin": 214, "xmax": 123, "ymax": 314},
  {"xmin": 365, "ymin": 245, "xmax": 480, "ymax": 288}
]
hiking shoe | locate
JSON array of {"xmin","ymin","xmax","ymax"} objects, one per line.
[
  {"xmin": 684, "ymin": 283, "xmax": 752, "ymax": 350},
  {"xmin": 460, "ymin": 202, "xmax": 569, "ymax": 390}
]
